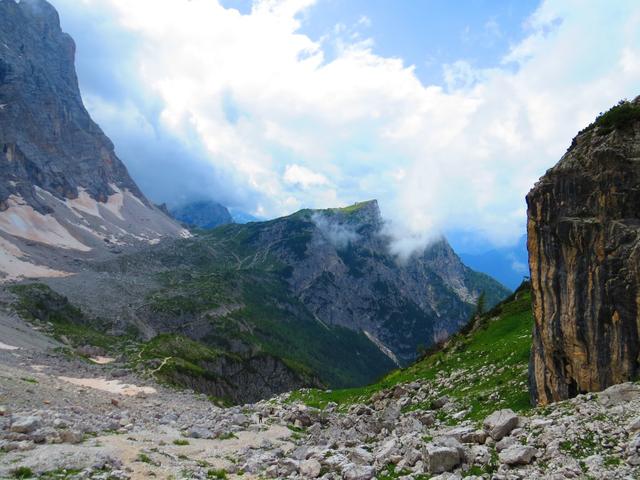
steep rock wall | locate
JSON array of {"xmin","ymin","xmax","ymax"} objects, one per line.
[{"xmin": 528, "ymin": 98, "xmax": 640, "ymax": 404}]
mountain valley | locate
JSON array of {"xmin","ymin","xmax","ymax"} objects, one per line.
[{"xmin": 1, "ymin": 1, "xmax": 640, "ymax": 479}]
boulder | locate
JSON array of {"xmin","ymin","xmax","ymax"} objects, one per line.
[
  {"xmin": 342, "ymin": 464, "xmax": 375, "ymax": 480},
  {"xmin": 423, "ymin": 444, "xmax": 461, "ymax": 474},
  {"xmin": 598, "ymin": 383, "xmax": 640, "ymax": 407},
  {"xmin": 495, "ymin": 436, "xmax": 517, "ymax": 452},
  {"xmin": 186, "ymin": 427, "xmax": 213, "ymax": 439},
  {"xmin": 349, "ymin": 447, "xmax": 374, "ymax": 465},
  {"xmin": 483, "ymin": 409, "xmax": 519, "ymax": 440},
  {"xmin": 498, "ymin": 445, "xmax": 537, "ymax": 466},
  {"xmin": 60, "ymin": 430, "xmax": 84, "ymax": 444},
  {"xmin": 431, "ymin": 396, "xmax": 450, "ymax": 410},
  {"xmin": 445, "ymin": 425, "xmax": 486, "ymax": 444},
  {"xmin": 10, "ymin": 416, "xmax": 42, "ymax": 434},
  {"xmin": 375, "ymin": 438, "xmax": 399, "ymax": 465},
  {"xmin": 627, "ymin": 417, "xmax": 640, "ymax": 432},
  {"xmin": 299, "ymin": 459, "xmax": 322, "ymax": 478}
]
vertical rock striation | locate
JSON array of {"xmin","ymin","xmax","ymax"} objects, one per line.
[{"xmin": 528, "ymin": 97, "xmax": 640, "ymax": 404}]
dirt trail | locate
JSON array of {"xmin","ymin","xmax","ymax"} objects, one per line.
[{"xmin": 99, "ymin": 425, "xmax": 293, "ymax": 480}]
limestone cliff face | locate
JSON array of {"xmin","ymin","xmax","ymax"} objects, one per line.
[
  {"xmin": 528, "ymin": 98, "xmax": 640, "ymax": 405},
  {"xmin": 0, "ymin": 0, "xmax": 186, "ymax": 281},
  {"xmin": 240, "ymin": 200, "xmax": 510, "ymax": 364},
  {"xmin": 0, "ymin": 0, "xmax": 140, "ymax": 212}
]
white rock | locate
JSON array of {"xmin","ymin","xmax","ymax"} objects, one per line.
[
  {"xmin": 299, "ymin": 459, "xmax": 322, "ymax": 478},
  {"xmin": 423, "ymin": 445, "xmax": 461, "ymax": 474},
  {"xmin": 375, "ymin": 438, "xmax": 399, "ymax": 464},
  {"xmin": 598, "ymin": 383, "xmax": 640, "ymax": 406},
  {"xmin": 627, "ymin": 417, "xmax": 640, "ymax": 432},
  {"xmin": 342, "ymin": 464, "xmax": 375, "ymax": 480},
  {"xmin": 10, "ymin": 416, "xmax": 42, "ymax": 434},
  {"xmin": 350, "ymin": 447, "xmax": 374, "ymax": 465},
  {"xmin": 498, "ymin": 445, "xmax": 537, "ymax": 465},
  {"xmin": 483, "ymin": 409, "xmax": 519, "ymax": 440},
  {"xmin": 495, "ymin": 436, "xmax": 517, "ymax": 452}
]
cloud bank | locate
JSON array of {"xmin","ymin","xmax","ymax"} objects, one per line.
[{"xmin": 50, "ymin": 0, "xmax": 640, "ymax": 257}]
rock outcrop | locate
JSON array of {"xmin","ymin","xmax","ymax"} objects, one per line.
[
  {"xmin": 0, "ymin": 0, "xmax": 186, "ymax": 281},
  {"xmin": 528, "ymin": 97, "xmax": 640, "ymax": 404}
]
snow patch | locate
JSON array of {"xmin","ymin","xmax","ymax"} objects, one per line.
[
  {"xmin": 89, "ymin": 356, "xmax": 116, "ymax": 365},
  {"xmin": 58, "ymin": 376, "xmax": 157, "ymax": 396},
  {"xmin": 0, "ymin": 236, "xmax": 71, "ymax": 282},
  {"xmin": 0, "ymin": 195, "xmax": 91, "ymax": 251},
  {"xmin": 364, "ymin": 330, "xmax": 401, "ymax": 367},
  {"xmin": 0, "ymin": 341, "xmax": 19, "ymax": 350}
]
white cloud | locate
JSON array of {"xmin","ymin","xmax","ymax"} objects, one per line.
[
  {"xmin": 283, "ymin": 164, "xmax": 329, "ymax": 188},
  {"xmin": 311, "ymin": 212, "xmax": 360, "ymax": 249},
  {"xmin": 51, "ymin": 0, "xmax": 640, "ymax": 257},
  {"xmin": 357, "ymin": 15, "xmax": 372, "ymax": 28}
]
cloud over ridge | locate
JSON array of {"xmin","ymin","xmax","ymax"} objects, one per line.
[{"xmin": 51, "ymin": 0, "xmax": 640, "ymax": 256}]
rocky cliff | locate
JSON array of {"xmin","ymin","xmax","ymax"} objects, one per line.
[
  {"xmin": 528, "ymin": 98, "xmax": 640, "ymax": 404},
  {"xmin": 0, "ymin": 0, "xmax": 186, "ymax": 281},
  {"xmin": 246, "ymin": 200, "xmax": 509, "ymax": 363}
]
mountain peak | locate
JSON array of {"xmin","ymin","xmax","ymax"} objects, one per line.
[
  {"xmin": 18, "ymin": 0, "xmax": 60, "ymax": 25},
  {"xmin": 171, "ymin": 200, "xmax": 234, "ymax": 230},
  {"xmin": 562, "ymin": 96, "xmax": 640, "ymax": 160},
  {"xmin": 0, "ymin": 0, "xmax": 186, "ymax": 281},
  {"xmin": 321, "ymin": 200, "xmax": 382, "ymax": 227}
]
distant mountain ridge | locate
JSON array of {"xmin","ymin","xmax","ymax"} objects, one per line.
[
  {"xmin": 171, "ymin": 200, "xmax": 234, "ymax": 229},
  {"xmin": 39, "ymin": 199, "xmax": 509, "ymax": 386}
]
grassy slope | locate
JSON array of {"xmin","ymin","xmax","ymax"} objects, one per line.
[
  {"xmin": 7, "ymin": 283, "xmax": 312, "ymax": 404},
  {"xmin": 290, "ymin": 283, "xmax": 533, "ymax": 421},
  {"xmin": 132, "ymin": 204, "xmax": 509, "ymax": 390},
  {"xmin": 8, "ymin": 202, "xmax": 510, "ymax": 399},
  {"xmin": 143, "ymin": 246, "xmax": 397, "ymax": 388},
  {"xmin": 138, "ymin": 213, "xmax": 399, "ymax": 388}
]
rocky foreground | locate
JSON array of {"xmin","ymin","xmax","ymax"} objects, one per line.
[{"xmin": 2, "ymin": 324, "xmax": 640, "ymax": 480}]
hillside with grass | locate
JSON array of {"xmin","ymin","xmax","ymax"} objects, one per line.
[
  {"xmin": 290, "ymin": 281, "xmax": 533, "ymax": 422},
  {"xmin": 23, "ymin": 199, "xmax": 509, "ymax": 403}
]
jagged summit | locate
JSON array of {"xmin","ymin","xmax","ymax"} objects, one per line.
[{"xmin": 0, "ymin": 0, "xmax": 187, "ymax": 281}]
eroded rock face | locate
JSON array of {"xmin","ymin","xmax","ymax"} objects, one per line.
[
  {"xmin": 527, "ymin": 97, "xmax": 640, "ymax": 405},
  {"xmin": 0, "ymin": 0, "xmax": 141, "ymax": 211},
  {"xmin": 0, "ymin": 0, "xmax": 186, "ymax": 280}
]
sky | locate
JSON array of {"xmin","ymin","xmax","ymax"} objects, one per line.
[{"xmin": 48, "ymin": 0, "xmax": 640, "ymax": 260}]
